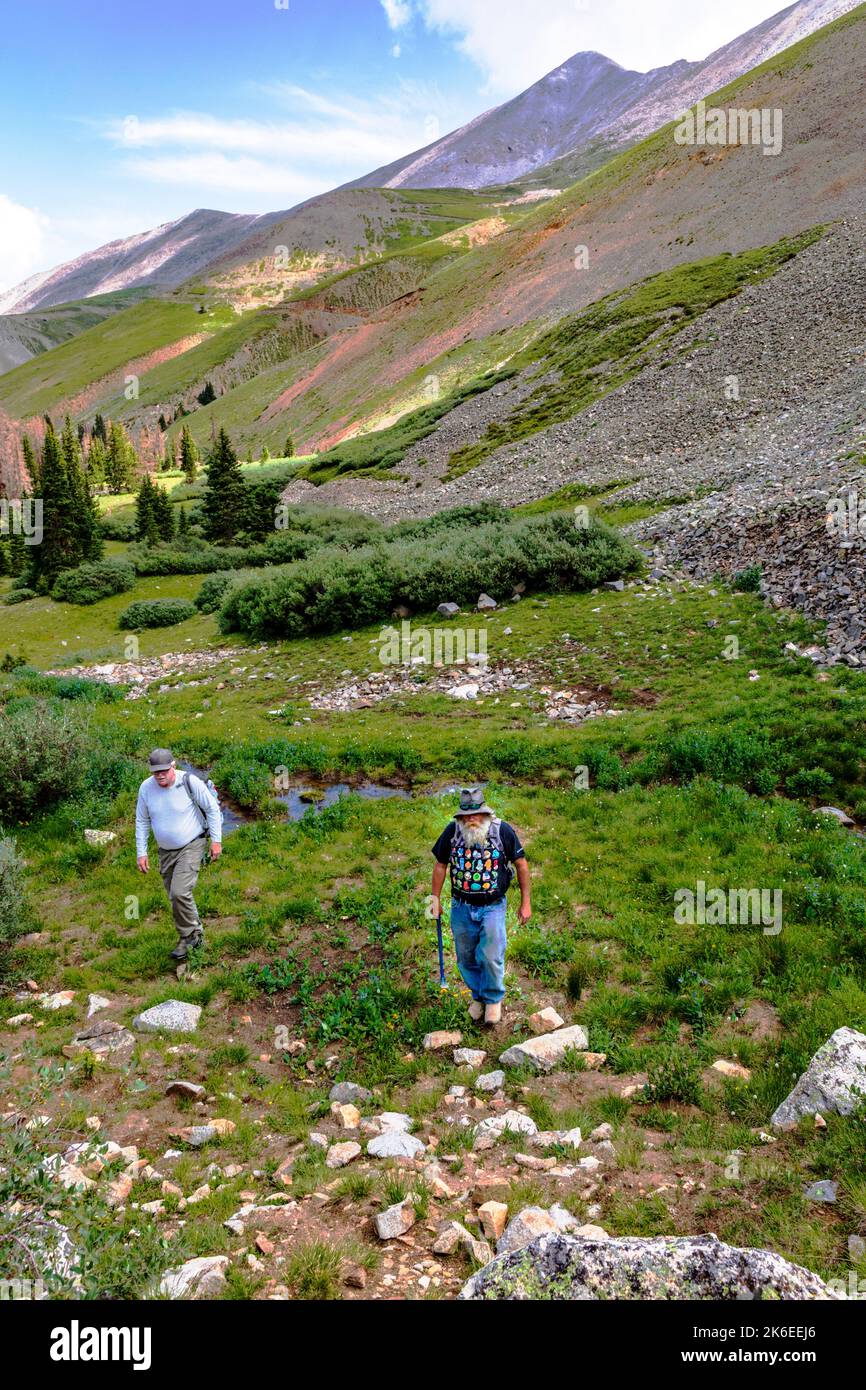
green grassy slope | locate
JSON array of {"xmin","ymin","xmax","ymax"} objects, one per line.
[
  {"xmin": 0, "ymin": 301, "xmax": 236, "ymax": 420},
  {"xmin": 0, "ymin": 287, "xmax": 156, "ymax": 374},
  {"xmin": 3, "ymin": 562, "xmax": 866, "ymax": 1297}
]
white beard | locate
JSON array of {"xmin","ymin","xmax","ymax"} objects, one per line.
[{"xmin": 461, "ymin": 816, "xmax": 492, "ymax": 851}]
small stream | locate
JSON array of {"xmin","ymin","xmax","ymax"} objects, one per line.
[
  {"xmin": 275, "ymin": 781, "xmax": 412, "ymax": 821},
  {"xmin": 181, "ymin": 763, "xmax": 467, "ymax": 834}
]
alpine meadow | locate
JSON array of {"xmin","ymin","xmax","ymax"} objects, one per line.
[{"xmin": 1, "ymin": 0, "xmax": 866, "ymax": 1341}]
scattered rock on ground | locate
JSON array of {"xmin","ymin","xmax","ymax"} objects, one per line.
[
  {"xmin": 328, "ymin": 1081, "xmax": 373, "ymax": 1105},
  {"xmin": 475, "ymin": 1070, "xmax": 505, "ymax": 1093},
  {"xmin": 62, "ymin": 1020, "xmax": 136, "ymax": 1063},
  {"xmin": 367, "ymin": 1131, "xmax": 426, "ymax": 1160},
  {"xmin": 326, "ymin": 1142, "xmax": 362, "ymax": 1169},
  {"xmin": 454, "ymin": 1048, "xmax": 486, "ymax": 1067},
  {"xmin": 461, "ymin": 1233, "xmax": 843, "ymax": 1300},
  {"xmin": 771, "ymin": 1028, "xmax": 866, "ymax": 1128},
  {"xmin": 158, "ymin": 1255, "xmax": 230, "ymax": 1300},
  {"xmin": 133, "ymin": 1001, "xmax": 202, "ymax": 1034},
  {"xmin": 374, "ymin": 1198, "xmax": 417, "ymax": 1240},
  {"xmin": 423, "ymin": 1030, "xmax": 463, "ymax": 1051},
  {"xmin": 528, "ymin": 1007, "xmax": 565, "ymax": 1033},
  {"xmin": 499, "ymin": 1025, "xmax": 589, "ymax": 1074}
]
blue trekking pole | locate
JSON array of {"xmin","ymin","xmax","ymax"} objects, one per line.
[{"xmin": 436, "ymin": 914, "xmax": 447, "ymax": 990}]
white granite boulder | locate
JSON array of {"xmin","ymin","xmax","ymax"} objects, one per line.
[
  {"xmin": 133, "ymin": 1000, "xmax": 202, "ymax": 1034},
  {"xmin": 771, "ymin": 1028, "xmax": 866, "ymax": 1128},
  {"xmin": 499, "ymin": 1025, "xmax": 589, "ymax": 1074}
]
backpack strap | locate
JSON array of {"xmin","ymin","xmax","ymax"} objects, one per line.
[{"xmin": 180, "ymin": 772, "xmax": 209, "ymax": 834}]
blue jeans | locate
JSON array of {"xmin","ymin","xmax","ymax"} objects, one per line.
[{"xmin": 450, "ymin": 897, "xmax": 507, "ymax": 1004}]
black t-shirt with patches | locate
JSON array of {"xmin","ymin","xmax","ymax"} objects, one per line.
[{"xmin": 432, "ymin": 820, "xmax": 525, "ymax": 904}]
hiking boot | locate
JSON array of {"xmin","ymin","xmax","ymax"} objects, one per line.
[
  {"xmin": 484, "ymin": 1002, "xmax": 502, "ymax": 1026},
  {"xmin": 468, "ymin": 1000, "xmax": 484, "ymax": 1022},
  {"xmin": 170, "ymin": 931, "xmax": 203, "ymax": 961}
]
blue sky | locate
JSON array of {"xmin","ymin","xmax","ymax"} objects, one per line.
[{"xmin": 0, "ymin": 0, "xmax": 795, "ymax": 292}]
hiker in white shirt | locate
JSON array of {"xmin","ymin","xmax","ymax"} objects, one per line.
[{"xmin": 136, "ymin": 748, "xmax": 222, "ymax": 961}]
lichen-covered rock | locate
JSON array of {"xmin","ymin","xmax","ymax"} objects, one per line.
[
  {"xmin": 459, "ymin": 1233, "xmax": 842, "ymax": 1301},
  {"xmin": 496, "ymin": 1207, "xmax": 560, "ymax": 1255},
  {"xmin": 159, "ymin": 1255, "xmax": 229, "ymax": 1299},
  {"xmin": 475, "ymin": 1070, "xmax": 505, "ymax": 1093},
  {"xmin": 454, "ymin": 1048, "xmax": 486, "ymax": 1067},
  {"xmin": 62, "ymin": 1019, "xmax": 136, "ymax": 1063},
  {"xmin": 374, "ymin": 1198, "xmax": 416, "ymax": 1240},
  {"xmin": 423, "ymin": 1030, "xmax": 463, "ymax": 1050},
  {"xmin": 133, "ymin": 1000, "xmax": 202, "ymax": 1034},
  {"xmin": 367, "ymin": 1131, "xmax": 425, "ymax": 1159},
  {"xmin": 328, "ymin": 1081, "xmax": 373, "ymax": 1105},
  {"xmin": 474, "ymin": 1110, "xmax": 537, "ymax": 1147},
  {"xmin": 770, "ymin": 1028, "xmax": 866, "ymax": 1128},
  {"xmin": 326, "ymin": 1141, "xmax": 362, "ymax": 1169},
  {"xmin": 499, "ymin": 1025, "xmax": 589, "ymax": 1073}
]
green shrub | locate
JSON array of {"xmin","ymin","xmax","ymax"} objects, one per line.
[
  {"xmin": 566, "ymin": 946, "xmax": 606, "ymax": 1000},
  {"xmin": 219, "ymin": 511, "xmax": 640, "ymax": 639},
  {"xmin": 786, "ymin": 767, "xmax": 835, "ymax": 799},
  {"xmin": 51, "ymin": 559, "xmax": 135, "ymax": 605},
  {"xmin": 195, "ymin": 571, "xmax": 242, "ymax": 614},
  {"xmin": 2, "ymin": 588, "xmax": 36, "ymax": 605},
  {"xmin": 128, "ymin": 507, "xmax": 381, "ymax": 577},
  {"xmin": 656, "ymin": 727, "xmax": 780, "ymax": 789},
  {"xmin": 0, "ymin": 835, "xmax": 28, "ymax": 971},
  {"xmin": 212, "ymin": 749, "xmax": 277, "ymax": 810},
  {"xmin": 0, "ymin": 701, "xmax": 90, "ymax": 823},
  {"xmin": 118, "ymin": 599, "xmax": 197, "ymax": 630},
  {"xmin": 732, "ymin": 565, "xmax": 762, "ymax": 593},
  {"xmin": 3, "ymin": 666, "xmax": 119, "ymax": 704},
  {"xmin": 98, "ymin": 511, "xmax": 137, "ymax": 541},
  {"xmin": 644, "ymin": 1047, "xmax": 702, "ymax": 1105}
]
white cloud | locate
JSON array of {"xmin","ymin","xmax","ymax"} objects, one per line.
[
  {"xmin": 0, "ymin": 196, "xmax": 50, "ymax": 294},
  {"xmin": 417, "ymin": 0, "xmax": 798, "ymax": 93},
  {"xmin": 109, "ymin": 109, "xmax": 403, "ymax": 167},
  {"xmin": 381, "ymin": 0, "xmax": 413, "ymax": 29},
  {"xmin": 124, "ymin": 154, "xmax": 326, "ymax": 200},
  {"xmin": 107, "ymin": 83, "xmax": 452, "ymax": 202},
  {"xmin": 392, "ymin": 43, "xmax": 401, "ymax": 58}
]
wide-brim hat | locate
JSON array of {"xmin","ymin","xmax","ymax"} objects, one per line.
[{"xmin": 455, "ymin": 785, "xmax": 495, "ymax": 818}]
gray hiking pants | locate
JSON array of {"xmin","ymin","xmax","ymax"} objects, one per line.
[{"xmin": 157, "ymin": 835, "xmax": 207, "ymax": 943}]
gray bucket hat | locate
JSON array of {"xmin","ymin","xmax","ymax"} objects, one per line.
[
  {"xmin": 148, "ymin": 748, "xmax": 175, "ymax": 772},
  {"xmin": 455, "ymin": 785, "xmax": 495, "ymax": 818}
]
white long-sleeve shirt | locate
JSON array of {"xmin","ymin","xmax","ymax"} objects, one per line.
[{"xmin": 135, "ymin": 772, "xmax": 222, "ymax": 857}]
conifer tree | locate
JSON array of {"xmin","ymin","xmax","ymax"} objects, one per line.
[
  {"xmin": 283, "ymin": 435, "xmax": 294, "ymax": 459},
  {"xmin": 135, "ymin": 474, "xmax": 160, "ymax": 544},
  {"xmin": 62, "ymin": 416, "xmax": 103, "ymax": 564},
  {"xmin": 201, "ymin": 428, "xmax": 244, "ymax": 543},
  {"xmin": 151, "ymin": 485, "xmax": 175, "ymax": 541},
  {"xmin": 8, "ymin": 530, "xmax": 27, "ymax": 577},
  {"xmin": 86, "ymin": 436, "xmax": 108, "ymax": 487},
  {"xmin": 180, "ymin": 424, "xmax": 199, "ymax": 483},
  {"xmin": 106, "ymin": 421, "xmax": 136, "ymax": 493},
  {"xmin": 22, "ymin": 436, "xmax": 39, "ymax": 491},
  {"xmin": 26, "ymin": 423, "xmax": 79, "ymax": 590}
]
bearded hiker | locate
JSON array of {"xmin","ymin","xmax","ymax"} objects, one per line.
[
  {"xmin": 135, "ymin": 749, "xmax": 222, "ymax": 962},
  {"xmin": 431, "ymin": 787, "xmax": 531, "ymax": 1025}
]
